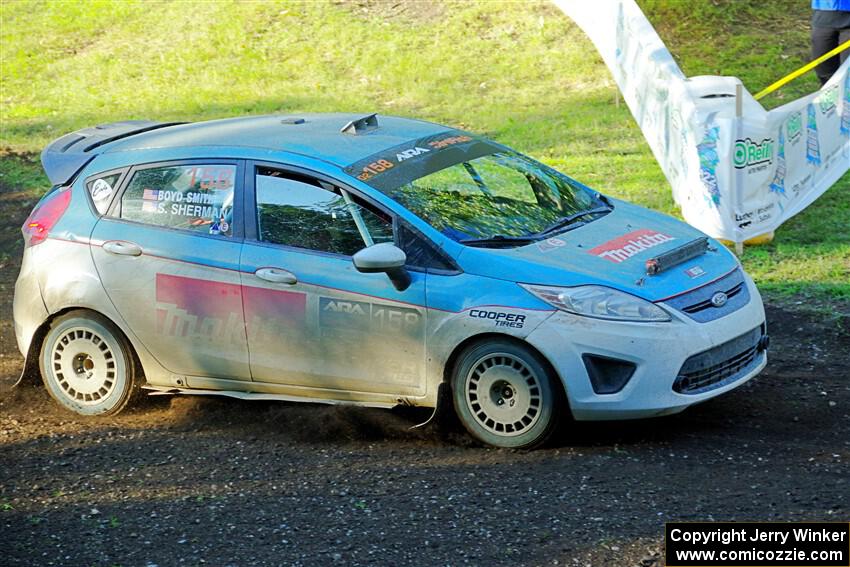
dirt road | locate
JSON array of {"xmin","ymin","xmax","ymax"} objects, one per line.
[{"xmin": 2, "ymin": 300, "xmax": 848, "ymax": 567}]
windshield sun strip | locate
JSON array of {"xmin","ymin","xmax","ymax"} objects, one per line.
[{"xmin": 342, "ymin": 130, "xmax": 502, "ymax": 192}]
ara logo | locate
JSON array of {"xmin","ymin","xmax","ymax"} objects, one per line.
[
  {"xmin": 322, "ymin": 299, "xmax": 367, "ymax": 315},
  {"xmin": 396, "ymin": 147, "xmax": 430, "ymax": 162},
  {"xmin": 733, "ymin": 138, "xmax": 773, "ymax": 169}
]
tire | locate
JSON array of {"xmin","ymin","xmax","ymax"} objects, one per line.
[
  {"xmin": 39, "ymin": 310, "xmax": 137, "ymax": 416},
  {"xmin": 451, "ymin": 339, "xmax": 562, "ymax": 449}
]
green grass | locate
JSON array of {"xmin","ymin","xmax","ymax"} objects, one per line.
[
  {"xmin": 643, "ymin": 0, "xmax": 824, "ymax": 104},
  {"xmin": 0, "ymin": 0, "xmax": 847, "ymax": 306}
]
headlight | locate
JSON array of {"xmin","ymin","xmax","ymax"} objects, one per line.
[{"xmin": 520, "ymin": 284, "xmax": 671, "ymax": 322}]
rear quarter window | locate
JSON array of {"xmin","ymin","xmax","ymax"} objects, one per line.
[{"xmin": 86, "ymin": 172, "xmax": 122, "ymax": 214}]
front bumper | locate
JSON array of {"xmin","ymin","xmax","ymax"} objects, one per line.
[{"xmin": 525, "ymin": 273, "xmax": 767, "ymax": 420}]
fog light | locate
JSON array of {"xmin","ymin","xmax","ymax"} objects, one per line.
[
  {"xmin": 758, "ymin": 335, "xmax": 770, "ymax": 352},
  {"xmin": 582, "ymin": 355, "xmax": 637, "ymax": 394}
]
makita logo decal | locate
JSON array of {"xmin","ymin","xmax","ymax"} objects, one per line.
[{"xmin": 589, "ymin": 229, "xmax": 675, "ymax": 263}]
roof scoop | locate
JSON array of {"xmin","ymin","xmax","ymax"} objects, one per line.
[{"xmin": 341, "ymin": 113, "xmax": 379, "ymax": 135}]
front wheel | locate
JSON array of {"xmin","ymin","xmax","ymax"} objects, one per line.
[
  {"xmin": 39, "ymin": 310, "xmax": 137, "ymax": 416},
  {"xmin": 451, "ymin": 339, "xmax": 563, "ymax": 449}
]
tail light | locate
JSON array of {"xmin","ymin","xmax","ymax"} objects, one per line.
[{"xmin": 22, "ymin": 186, "xmax": 72, "ymax": 247}]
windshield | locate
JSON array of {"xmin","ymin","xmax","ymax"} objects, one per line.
[
  {"xmin": 386, "ymin": 152, "xmax": 601, "ymax": 242},
  {"xmin": 343, "ymin": 131, "xmax": 609, "ymax": 245}
]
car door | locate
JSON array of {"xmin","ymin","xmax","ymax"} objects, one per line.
[
  {"xmin": 240, "ymin": 163, "xmax": 427, "ymax": 397},
  {"xmin": 90, "ymin": 160, "xmax": 251, "ymax": 380}
]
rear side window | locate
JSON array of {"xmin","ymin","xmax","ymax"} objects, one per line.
[
  {"xmin": 255, "ymin": 168, "xmax": 393, "ymax": 256},
  {"xmin": 86, "ymin": 172, "xmax": 122, "ymax": 214},
  {"xmin": 121, "ymin": 164, "xmax": 236, "ymax": 237}
]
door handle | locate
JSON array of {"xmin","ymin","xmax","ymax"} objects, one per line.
[
  {"xmin": 254, "ymin": 267, "xmax": 297, "ymax": 285},
  {"xmin": 102, "ymin": 240, "xmax": 142, "ymax": 257}
]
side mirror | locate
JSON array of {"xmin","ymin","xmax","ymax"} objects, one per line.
[{"xmin": 352, "ymin": 243, "xmax": 411, "ymax": 291}]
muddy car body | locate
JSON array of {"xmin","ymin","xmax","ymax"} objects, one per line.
[{"xmin": 13, "ymin": 113, "xmax": 768, "ymax": 448}]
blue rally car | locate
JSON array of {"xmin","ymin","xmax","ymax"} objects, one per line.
[{"xmin": 14, "ymin": 113, "xmax": 768, "ymax": 448}]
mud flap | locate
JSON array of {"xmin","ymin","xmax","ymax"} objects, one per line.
[
  {"xmin": 13, "ymin": 325, "xmax": 48, "ymax": 388},
  {"xmin": 410, "ymin": 381, "xmax": 454, "ymax": 430}
]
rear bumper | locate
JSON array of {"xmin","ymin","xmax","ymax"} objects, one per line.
[
  {"xmin": 13, "ymin": 247, "xmax": 49, "ymax": 357},
  {"xmin": 525, "ymin": 273, "xmax": 767, "ymax": 420}
]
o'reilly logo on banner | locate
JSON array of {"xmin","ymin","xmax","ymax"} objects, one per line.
[{"xmin": 733, "ymin": 137, "xmax": 773, "ymax": 169}]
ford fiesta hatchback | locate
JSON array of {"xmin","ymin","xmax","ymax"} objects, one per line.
[{"xmin": 14, "ymin": 114, "xmax": 768, "ymax": 448}]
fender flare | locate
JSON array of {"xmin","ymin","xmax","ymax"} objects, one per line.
[{"xmin": 14, "ymin": 306, "xmax": 143, "ymax": 387}]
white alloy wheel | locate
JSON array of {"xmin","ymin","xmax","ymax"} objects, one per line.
[
  {"xmin": 40, "ymin": 311, "xmax": 136, "ymax": 415},
  {"xmin": 452, "ymin": 339, "xmax": 562, "ymax": 449}
]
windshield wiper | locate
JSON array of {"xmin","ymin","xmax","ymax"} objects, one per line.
[
  {"xmin": 536, "ymin": 205, "xmax": 612, "ymax": 237},
  {"xmin": 459, "ymin": 234, "xmax": 540, "ymax": 247}
]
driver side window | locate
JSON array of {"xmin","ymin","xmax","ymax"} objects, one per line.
[{"xmin": 255, "ymin": 168, "xmax": 393, "ymax": 256}]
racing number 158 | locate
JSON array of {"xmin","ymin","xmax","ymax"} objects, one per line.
[
  {"xmin": 373, "ymin": 307, "xmax": 419, "ymax": 332},
  {"xmin": 357, "ymin": 159, "xmax": 394, "ymax": 181}
]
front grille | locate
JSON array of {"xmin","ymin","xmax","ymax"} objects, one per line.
[
  {"xmin": 663, "ymin": 267, "xmax": 750, "ymax": 323},
  {"xmin": 682, "ymin": 281, "xmax": 745, "ymax": 314},
  {"xmin": 673, "ymin": 325, "xmax": 765, "ymax": 395}
]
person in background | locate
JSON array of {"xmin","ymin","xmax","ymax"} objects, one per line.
[{"xmin": 811, "ymin": 0, "xmax": 850, "ymax": 85}]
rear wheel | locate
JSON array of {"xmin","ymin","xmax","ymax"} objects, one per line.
[
  {"xmin": 451, "ymin": 339, "xmax": 562, "ymax": 449},
  {"xmin": 39, "ymin": 311, "xmax": 137, "ymax": 416}
]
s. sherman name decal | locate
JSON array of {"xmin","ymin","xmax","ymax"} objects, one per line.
[{"xmin": 589, "ymin": 229, "xmax": 675, "ymax": 263}]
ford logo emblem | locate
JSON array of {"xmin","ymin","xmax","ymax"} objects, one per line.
[{"xmin": 710, "ymin": 292, "xmax": 728, "ymax": 307}]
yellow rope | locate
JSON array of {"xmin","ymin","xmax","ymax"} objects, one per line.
[{"xmin": 753, "ymin": 39, "xmax": 850, "ymax": 101}]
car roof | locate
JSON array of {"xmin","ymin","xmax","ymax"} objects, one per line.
[{"xmin": 101, "ymin": 113, "xmax": 453, "ymax": 167}]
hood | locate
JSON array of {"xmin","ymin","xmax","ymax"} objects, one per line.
[{"xmin": 456, "ymin": 200, "xmax": 740, "ymax": 302}]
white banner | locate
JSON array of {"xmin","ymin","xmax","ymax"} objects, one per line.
[{"xmin": 554, "ymin": 0, "xmax": 850, "ymax": 243}]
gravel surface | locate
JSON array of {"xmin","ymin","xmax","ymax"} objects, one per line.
[{"xmin": 1, "ymin": 303, "xmax": 848, "ymax": 567}]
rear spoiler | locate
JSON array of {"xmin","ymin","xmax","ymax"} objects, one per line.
[{"xmin": 41, "ymin": 120, "xmax": 184, "ymax": 186}]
